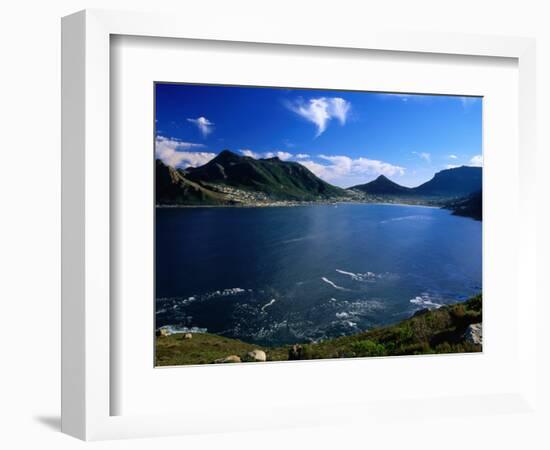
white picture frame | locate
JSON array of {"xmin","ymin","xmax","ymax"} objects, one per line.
[{"xmin": 61, "ymin": 9, "xmax": 538, "ymax": 441}]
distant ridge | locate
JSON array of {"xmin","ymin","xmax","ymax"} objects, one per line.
[
  {"xmin": 348, "ymin": 166, "xmax": 482, "ymax": 199},
  {"xmin": 412, "ymin": 166, "xmax": 482, "ymax": 197},
  {"xmin": 350, "ymin": 175, "xmax": 412, "ymax": 195}
]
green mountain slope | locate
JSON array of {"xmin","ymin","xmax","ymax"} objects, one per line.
[
  {"xmin": 186, "ymin": 150, "xmax": 348, "ymax": 201},
  {"xmin": 156, "ymin": 159, "xmax": 229, "ymax": 205}
]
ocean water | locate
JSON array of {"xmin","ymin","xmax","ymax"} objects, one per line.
[{"xmin": 155, "ymin": 204, "xmax": 482, "ymax": 346}]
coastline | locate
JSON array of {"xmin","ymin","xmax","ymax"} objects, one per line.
[
  {"xmin": 155, "ymin": 294, "xmax": 482, "ymax": 366},
  {"xmin": 155, "ymin": 200, "xmax": 444, "ymax": 209}
]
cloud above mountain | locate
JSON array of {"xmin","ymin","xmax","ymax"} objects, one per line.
[
  {"xmin": 298, "ymin": 154, "xmax": 405, "ymax": 187},
  {"xmin": 239, "ymin": 149, "xmax": 293, "ymax": 160},
  {"xmin": 413, "ymin": 151, "xmax": 431, "ymax": 163},
  {"xmin": 469, "ymin": 154, "xmax": 483, "ymax": 166},
  {"xmin": 187, "ymin": 116, "xmax": 214, "ymax": 137},
  {"xmin": 155, "ymin": 136, "xmax": 216, "ymax": 168},
  {"xmin": 287, "ymin": 97, "xmax": 351, "ymax": 137},
  {"xmin": 237, "ymin": 148, "xmax": 403, "ymax": 187}
]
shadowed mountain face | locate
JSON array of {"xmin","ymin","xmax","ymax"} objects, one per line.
[
  {"xmin": 350, "ymin": 175, "xmax": 412, "ymax": 195},
  {"xmin": 185, "ymin": 150, "xmax": 347, "ymax": 201},
  {"xmin": 350, "ymin": 166, "xmax": 482, "ymax": 199},
  {"xmin": 444, "ymin": 190, "xmax": 482, "ymax": 221},
  {"xmin": 156, "ymin": 159, "xmax": 229, "ymax": 205},
  {"xmin": 412, "ymin": 166, "xmax": 482, "ymax": 197}
]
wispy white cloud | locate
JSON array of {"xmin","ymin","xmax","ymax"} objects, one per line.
[
  {"xmin": 445, "ymin": 164, "xmax": 459, "ymax": 169},
  {"xmin": 155, "ymin": 136, "xmax": 215, "ymax": 168},
  {"xmin": 329, "ymin": 98, "xmax": 350, "ymax": 125},
  {"xmin": 295, "ymin": 153, "xmax": 310, "ymax": 159},
  {"xmin": 298, "ymin": 154, "xmax": 405, "ymax": 187},
  {"xmin": 413, "ymin": 151, "xmax": 431, "ymax": 163},
  {"xmin": 187, "ymin": 116, "xmax": 214, "ymax": 137},
  {"xmin": 470, "ymin": 154, "xmax": 483, "ymax": 166},
  {"xmin": 448, "ymin": 154, "xmax": 458, "ymax": 159},
  {"xmin": 266, "ymin": 151, "xmax": 293, "ymax": 161},
  {"xmin": 287, "ymin": 97, "xmax": 351, "ymax": 137},
  {"xmin": 239, "ymin": 148, "xmax": 260, "ymax": 158},
  {"xmin": 298, "ymin": 160, "xmax": 332, "ymax": 178}
]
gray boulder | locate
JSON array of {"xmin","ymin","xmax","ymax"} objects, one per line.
[
  {"xmin": 214, "ymin": 355, "xmax": 241, "ymax": 364},
  {"xmin": 156, "ymin": 327, "xmax": 171, "ymax": 337},
  {"xmin": 464, "ymin": 323, "xmax": 482, "ymax": 345},
  {"xmin": 246, "ymin": 349, "xmax": 266, "ymax": 362}
]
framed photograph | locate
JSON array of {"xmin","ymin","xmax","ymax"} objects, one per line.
[
  {"xmin": 62, "ymin": 9, "xmax": 538, "ymax": 440},
  {"xmin": 153, "ymin": 82, "xmax": 484, "ymax": 367}
]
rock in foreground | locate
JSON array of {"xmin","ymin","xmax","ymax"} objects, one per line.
[
  {"xmin": 463, "ymin": 323, "xmax": 482, "ymax": 345},
  {"xmin": 245, "ymin": 349, "xmax": 266, "ymax": 362},
  {"xmin": 214, "ymin": 355, "xmax": 242, "ymax": 364}
]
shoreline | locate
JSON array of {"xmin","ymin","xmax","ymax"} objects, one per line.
[
  {"xmin": 155, "ymin": 294, "xmax": 482, "ymax": 366},
  {"xmin": 156, "ymin": 293, "xmax": 481, "ymax": 349},
  {"xmin": 156, "ymin": 200, "xmax": 444, "ymax": 210}
]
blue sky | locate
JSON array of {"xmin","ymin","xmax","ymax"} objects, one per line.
[{"xmin": 155, "ymin": 83, "xmax": 482, "ymax": 188}]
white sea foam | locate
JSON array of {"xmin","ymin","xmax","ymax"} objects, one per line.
[
  {"xmin": 204, "ymin": 287, "xmax": 246, "ymax": 299},
  {"xmin": 261, "ymin": 298, "xmax": 276, "ymax": 311},
  {"xmin": 410, "ymin": 293, "xmax": 443, "ymax": 309},
  {"xmin": 321, "ymin": 277, "xmax": 349, "ymax": 291},
  {"xmin": 336, "ymin": 269, "xmax": 379, "ymax": 282},
  {"xmin": 380, "ymin": 215, "xmax": 432, "ymax": 224},
  {"xmin": 156, "ymin": 288, "xmax": 249, "ymax": 312},
  {"xmin": 335, "ymin": 312, "xmax": 349, "ymax": 319},
  {"xmin": 157, "ymin": 325, "xmax": 207, "ymax": 335},
  {"xmin": 281, "ymin": 236, "xmax": 310, "ymax": 244},
  {"xmin": 335, "ymin": 269, "xmax": 358, "ymax": 278}
]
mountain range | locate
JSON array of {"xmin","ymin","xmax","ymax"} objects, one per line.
[
  {"xmin": 156, "ymin": 150, "xmax": 482, "ymax": 218},
  {"xmin": 350, "ymin": 165, "xmax": 482, "ymax": 198}
]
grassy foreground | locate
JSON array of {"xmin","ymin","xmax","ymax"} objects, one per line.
[{"xmin": 155, "ymin": 294, "xmax": 482, "ymax": 366}]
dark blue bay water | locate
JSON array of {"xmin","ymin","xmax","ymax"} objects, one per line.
[{"xmin": 155, "ymin": 204, "xmax": 482, "ymax": 346}]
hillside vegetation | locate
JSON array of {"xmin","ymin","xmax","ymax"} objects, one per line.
[
  {"xmin": 156, "ymin": 294, "xmax": 482, "ymax": 366},
  {"xmin": 185, "ymin": 150, "xmax": 347, "ymax": 200},
  {"xmin": 156, "ymin": 160, "xmax": 229, "ymax": 205}
]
